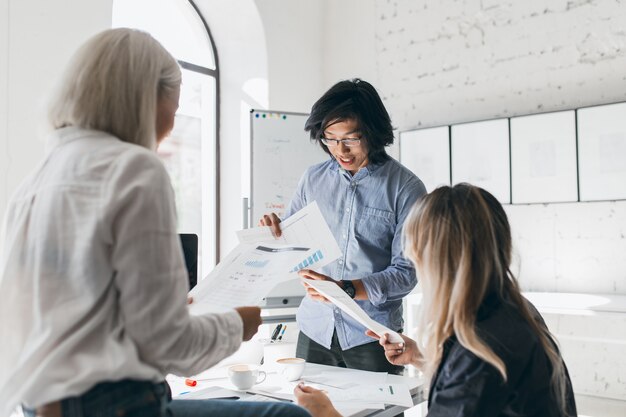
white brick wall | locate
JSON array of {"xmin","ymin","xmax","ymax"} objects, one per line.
[
  {"xmin": 372, "ymin": 0, "xmax": 626, "ymax": 130},
  {"xmin": 543, "ymin": 310, "xmax": 626, "ymax": 400},
  {"xmin": 507, "ymin": 201, "xmax": 626, "ymax": 293}
]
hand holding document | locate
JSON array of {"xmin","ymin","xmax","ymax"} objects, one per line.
[
  {"xmin": 237, "ymin": 201, "xmax": 342, "ymax": 275},
  {"xmin": 302, "ymin": 279, "xmax": 404, "ymax": 344},
  {"xmin": 188, "ymin": 202, "xmax": 341, "ymax": 314}
]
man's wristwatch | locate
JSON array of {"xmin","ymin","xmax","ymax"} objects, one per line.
[{"xmin": 342, "ymin": 280, "xmax": 356, "ymax": 299}]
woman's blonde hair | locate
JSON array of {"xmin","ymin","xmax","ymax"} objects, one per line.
[
  {"xmin": 48, "ymin": 28, "xmax": 181, "ymax": 150},
  {"xmin": 403, "ymin": 183, "xmax": 571, "ymax": 414}
]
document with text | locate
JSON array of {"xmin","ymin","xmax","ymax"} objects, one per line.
[{"xmin": 188, "ymin": 202, "xmax": 341, "ymax": 314}]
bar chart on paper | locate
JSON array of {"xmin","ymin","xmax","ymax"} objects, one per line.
[
  {"xmin": 235, "ymin": 202, "xmax": 343, "ymax": 307},
  {"xmin": 290, "ymin": 249, "xmax": 325, "ymax": 272},
  {"xmin": 245, "ymin": 259, "xmax": 270, "ymax": 268}
]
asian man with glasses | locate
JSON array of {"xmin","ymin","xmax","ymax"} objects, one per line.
[{"xmin": 259, "ymin": 78, "xmax": 426, "ymax": 375}]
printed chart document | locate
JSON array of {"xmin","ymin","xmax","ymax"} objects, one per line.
[
  {"xmin": 303, "ymin": 279, "xmax": 404, "ymax": 344},
  {"xmin": 236, "ymin": 201, "xmax": 341, "ymax": 275},
  {"xmin": 189, "ymin": 202, "xmax": 341, "ymax": 314}
]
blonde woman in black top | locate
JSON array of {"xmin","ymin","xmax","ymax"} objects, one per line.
[{"xmin": 295, "ymin": 184, "xmax": 576, "ymax": 417}]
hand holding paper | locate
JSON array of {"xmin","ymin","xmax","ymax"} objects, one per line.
[
  {"xmin": 299, "ymin": 269, "xmax": 335, "ymax": 303},
  {"xmin": 301, "ymin": 278, "xmax": 404, "ymax": 344},
  {"xmin": 189, "ymin": 202, "xmax": 341, "ymax": 314}
]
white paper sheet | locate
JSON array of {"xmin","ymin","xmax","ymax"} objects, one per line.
[
  {"xmin": 301, "ymin": 367, "xmax": 387, "ymax": 389},
  {"xmin": 175, "ymin": 386, "xmax": 241, "ymax": 400},
  {"xmin": 237, "ymin": 201, "xmax": 342, "ymax": 275},
  {"xmin": 326, "ymin": 383, "xmax": 413, "ymax": 408},
  {"xmin": 236, "ymin": 226, "xmax": 274, "ymax": 244},
  {"xmin": 188, "ymin": 243, "xmax": 310, "ymax": 313},
  {"xmin": 302, "ymin": 279, "xmax": 404, "ymax": 344},
  {"xmin": 189, "ymin": 202, "xmax": 341, "ymax": 313}
]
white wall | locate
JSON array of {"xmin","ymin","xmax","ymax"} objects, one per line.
[
  {"xmin": 0, "ymin": 0, "xmax": 113, "ymax": 224},
  {"xmin": 1, "ymin": 0, "xmax": 8, "ymax": 224},
  {"xmin": 255, "ymin": 0, "xmax": 325, "ymax": 113},
  {"xmin": 366, "ymin": 0, "xmax": 626, "ymax": 129},
  {"xmin": 509, "ymin": 201, "xmax": 626, "ymax": 293},
  {"xmin": 194, "ymin": 0, "xmax": 269, "ymax": 256}
]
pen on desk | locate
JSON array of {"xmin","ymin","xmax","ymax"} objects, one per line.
[
  {"xmin": 270, "ymin": 324, "xmax": 282, "ymax": 342},
  {"xmin": 277, "ymin": 325, "xmax": 287, "ymax": 341}
]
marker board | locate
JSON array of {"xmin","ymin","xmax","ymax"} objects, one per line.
[
  {"xmin": 250, "ymin": 110, "xmax": 329, "ymax": 308},
  {"xmin": 250, "ymin": 110, "xmax": 329, "ymax": 223}
]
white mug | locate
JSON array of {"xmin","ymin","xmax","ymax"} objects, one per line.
[
  {"xmin": 228, "ymin": 364, "xmax": 266, "ymax": 390},
  {"xmin": 276, "ymin": 357, "xmax": 306, "ymax": 381}
]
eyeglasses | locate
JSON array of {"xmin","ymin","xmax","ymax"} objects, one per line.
[{"xmin": 320, "ymin": 137, "xmax": 362, "ymax": 147}]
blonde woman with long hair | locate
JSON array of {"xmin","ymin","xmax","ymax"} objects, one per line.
[{"xmin": 295, "ymin": 184, "xmax": 576, "ymax": 417}]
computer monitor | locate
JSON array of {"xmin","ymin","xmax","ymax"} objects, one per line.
[{"xmin": 179, "ymin": 233, "xmax": 198, "ymax": 290}]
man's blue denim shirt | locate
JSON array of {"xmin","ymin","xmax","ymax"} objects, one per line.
[{"xmin": 285, "ymin": 157, "xmax": 426, "ymax": 349}]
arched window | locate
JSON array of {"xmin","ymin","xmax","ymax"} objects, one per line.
[{"xmin": 112, "ymin": 0, "xmax": 218, "ymax": 276}]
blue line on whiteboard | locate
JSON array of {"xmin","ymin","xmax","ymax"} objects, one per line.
[
  {"xmin": 245, "ymin": 259, "xmax": 270, "ymax": 268},
  {"xmin": 291, "ymin": 250, "xmax": 324, "ymax": 273}
]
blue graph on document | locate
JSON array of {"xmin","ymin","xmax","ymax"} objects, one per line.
[
  {"xmin": 290, "ymin": 250, "xmax": 324, "ymax": 272},
  {"xmin": 245, "ymin": 259, "xmax": 270, "ymax": 268}
]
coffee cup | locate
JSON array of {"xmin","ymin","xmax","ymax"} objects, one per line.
[
  {"xmin": 227, "ymin": 364, "xmax": 266, "ymax": 390},
  {"xmin": 276, "ymin": 357, "xmax": 306, "ymax": 381}
]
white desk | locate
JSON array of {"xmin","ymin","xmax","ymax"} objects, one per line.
[{"xmin": 168, "ymin": 363, "xmax": 426, "ymax": 417}]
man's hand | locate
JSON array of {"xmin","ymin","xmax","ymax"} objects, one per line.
[
  {"xmin": 294, "ymin": 383, "xmax": 342, "ymax": 417},
  {"xmin": 298, "ymin": 269, "xmax": 336, "ymax": 302},
  {"xmin": 259, "ymin": 212, "xmax": 282, "ymax": 238},
  {"xmin": 234, "ymin": 306, "xmax": 262, "ymax": 341},
  {"xmin": 366, "ymin": 331, "xmax": 423, "ymax": 368}
]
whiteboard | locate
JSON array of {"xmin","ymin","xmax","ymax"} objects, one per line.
[
  {"xmin": 510, "ymin": 111, "xmax": 578, "ymax": 204},
  {"xmin": 250, "ymin": 110, "xmax": 329, "ymax": 223},
  {"xmin": 399, "ymin": 126, "xmax": 450, "ymax": 192},
  {"xmin": 577, "ymin": 102, "xmax": 626, "ymax": 201},
  {"xmin": 451, "ymin": 119, "xmax": 511, "ymax": 204},
  {"xmin": 250, "ymin": 110, "xmax": 329, "ymax": 308}
]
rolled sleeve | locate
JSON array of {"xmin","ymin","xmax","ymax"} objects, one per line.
[{"xmin": 361, "ymin": 258, "xmax": 416, "ymax": 306}]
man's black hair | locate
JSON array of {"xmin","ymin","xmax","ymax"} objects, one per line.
[{"xmin": 304, "ymin": 78, "xmax": 393, "ymax": 164}]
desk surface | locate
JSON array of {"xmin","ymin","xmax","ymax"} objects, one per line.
[{"xmin": 169, "ymin": 362, "xmax": 425, "ymax": 417}]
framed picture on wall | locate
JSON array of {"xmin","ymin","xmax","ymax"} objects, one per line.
[
  {"xmin": 451, "ymin": 119, "xmax": 511, "ymax": 204},
  {"xmin": 399, "ymin": 126, "xmax": 450, "ymax": 192},
  {"xmin": 577, "ymin": 102, "xmax": 626, "ymax": 201},
  {"xmin": 510, "ymin": 111, "xmax": 578, "ymax": 204}
]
